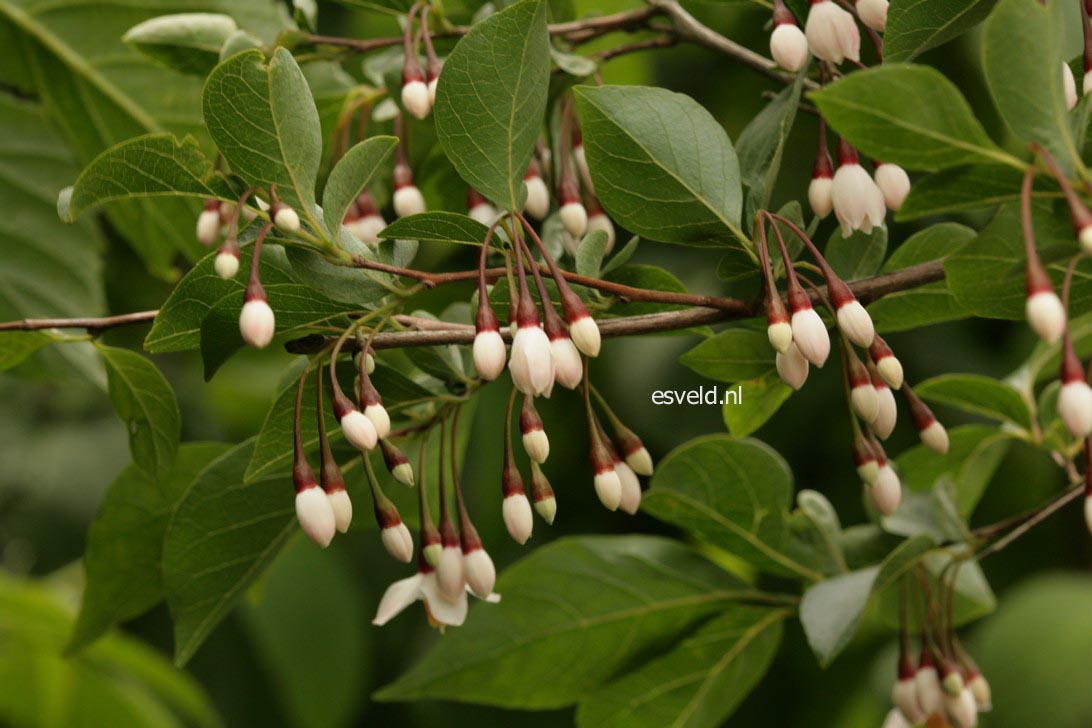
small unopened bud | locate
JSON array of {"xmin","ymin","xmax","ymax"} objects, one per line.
[
  {"xmin": 872, "ymin": 375, "xmax": 898, "ymax": 440},
  {"xmin": 560, "ymin": 200, "xmax": 588, "ymax": 238},
  {"xmin": 615, "ymin": 461, "xmax": 642, "ymax": 515},
  {"xmin": 520, "ymin": 398, "xmax": 550, "ymax": 463},
  {"xmin": 530, "ymin": 461, "xmax": 557, "ymax": 524},
  {"xmin": 1064, "ymin": 61, "xmax": 1078, "ymax": 112},
  {"xmin": 945, "ymin": 687, "xmax": 978, "ymax": 728},
  {"xmin": 770, "ymin": 2, "xmax": 808, "ymax": 72},
  {"xmin": 905, "ymin": 386, "xmax": 949, "ymax": 454},
  {"xmin": 197, "ymin": 200, "xmax": 221, "ymax": 245},
  {"xmin": 1025, "ymin": 289, "xmax": 1066, "ymax": 344},
  {"xmin": 967, "ymin": 672, "xmax": 992, "ymax": 712},
  {"xmin": 809, "ymin": 172, "xmax": 834, "ymax": 219},
  {"xmin": 767, "ymin": 321, "xmax": 793, "ymax": 355},
  {"xmin": 568, "ymin": 314, "xmax": 601, "ymax": 358},
  {"xmin": 437, "ymin": 542, "xmax": 466, "ymax": 601},
  {"xmin": 874, "ymin": 162, "xmax": 910, "ymax": 211},
  {"xmin": 326, "ymin": 488, "xmax": 353, "ymax": 534},
  {"xmin": 463, "ymin": 546, "xmax": 496, "ymax": 598},
  {"xmin": 776, "ymin": 341, "xmax": 810, "ymax": 390},
  {"xmin": 380, "ymin": 439, "xmax": 415, "ymax": 486},
  {"xmin": 363, "ymin": 403, "xmax": 391, "ymax": 439},
  {"xmin": 848, "ymin": 353, "xmax": 879, "ymax": 423},
  {"xmin": 379, "ymin": 520, "xmax": 413, "ymax": 562},
  {"xmin": 239, "ymin": 297, "xmax": 276, "ymax": 349},
  {"xmin": 625, "ymin": 445, "xmax": 654, "ymax": 477},
  {"xmin": 832, "ymin": 140, "xmax": 886, "ymax": 237},
  {"xmin": 805, "ymin": 0, "xmax": 860, "ymax": 64},
  {"xmin": 881, "ymin": 709, "xmax": 910, "ymax": 728},
  {"xmin": 550, "ymin": 333, "xmax": 583, "ymax": 390},
  {"xmin": 523, "ymin": 168, "xmax": 550, "ymax": 220},
  {"xmin": 1059, "ymin": 379, "xmax": 1092, "ymax": 438},
  {"xmin": 393, "ymin": 163, "xmax": 426, "ymax": 218},
  {"xmin": 791, "ymin": 307, "xmax": 830, "ymax": 367},
  {"xmin": 915, "ymin": 652, "xmax": 943, "ymax": 718},
  {"xmin": 593, "ymin": 468, "xmax": 623, "ymax": 511},
  {"xmin": 335, "ymin": 399, "xmax": 378, "ymax": 452},
  {"xmin": 941, "ymin": 662, "xmax": 965, "ymax": 696},
  {"xmin": 856, "ymin": 0, "xmax": 888, "ymax": 32},
  {"xmin": 853, "ymin": 433, "xmax": 879, "ymax": 484},
  {"xmin": 296, "ymin": 485, "xmax": 336, "ymax": 548},
  {"xmin": 502, "ymin": 491, "xmax": 533, "ymax": 544},
  {"xmin": 870, "ymin": 336, "xmax": 904, "ymax": 389},
  {"xmin": 401, "ymin": 76, "xmax": 431, "ymax": 120},
  {"xmin": 510, "ymin": 323, "xmax": 555, "ymax": 396},
  {"xmin": 467, "ymin": 187, "xmax": 496, "ymax": 226},
  {"xmin": 271, "ymin": 203, "xmax": 300, "ymax": 233},
  {"xmin": 868, "ymin": 462, "xmax": 901, "ymax": 516},
  {"xmin": 892, "ymin": 678, "xmax": 925, "ymax": 724},
  {"xmin": 214, "ymin": 249, "xmax": 240, "ymax": 280}
]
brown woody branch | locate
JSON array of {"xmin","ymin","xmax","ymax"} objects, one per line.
[{"xmin": 0, "ymin": 310, "xmax": 159, "ymax": 333}]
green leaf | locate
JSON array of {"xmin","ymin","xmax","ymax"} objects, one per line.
[
  {"xmin": 788, "ymin": 490, "xmax": 849, "ymax": 577},
  {"xmin": 602, "ymin": 264, "xmax": 694, "ymax": 319},
  {"xmin": 203, "ymin": 48, "xmax": 324, "ymax": 234},
  {"xmin": 69, "ymin": 443, "xmax": 230, "ymax": 653},
  {"xmin": 67, "ymin": 133, "xmax": 235, "ymax": 221},
  {"xmin": 96, "ymin": 343, "xmax": 181, "ymax": 479},
  {"xmin": 433, "ymin": 0, "xmax": 550, "ymax": 210},
  {"xmin": 811, "ymin": 65, "xmax": 1015, "ymax": 170},
  {"xmin": 915, "ymin": 373, "xmax": 1033, "ymax": 429},
  {"xmin": 575, "ymin": 229, "xmax": 610, "ymax": 278},
  {"xmin": 144, "ymin": 245, "xmax": 294, "ymax": 354},
  {"xmin": 575, "ymin": 606, "xmax": 786, "ymax": 728},
  {"xmin": 600, "ymin": 235, "xmax": 639, "ymax": 275},
  {"xmin": 896, "ymin": 165, "xmax": 1055, "ymax": 221},
  {"xmin": 643, "ymin": 435, "xmax": 824, "ymax": 581},
  {"xmin": 896, "ymin": 425, "xmax": 1015, "ymax": 515},
  {"xmin": 983, "ymin": 0, "xmax": 1079, "ymax": 173},
  {"xmin": 679, "ymin": 328, "xmax": 774, "ymax": 383},
  {"xmin": 162, "ymin": 438, "xmax": 296, "ymax": 666},
  {"xmin": 376, "ymin": 535, "xmax": 772, "ymax": 707},
  {"xmin": 576, "ymin": 85, "xmax": 746, "ymax": 246},
  {"xmin": 123, "ymin": 13, "xmax": 238, "ymax": 75},
  {"xmin": 884, "ymin": 0, "xmax": 998, "ymax": 62},
  {"xmin": 0, "ymin": 93, "xmax": 104, "ymax": 380},
  {"xmin": 721, "ymin": 371, "xmax": 794, "ymax": 437},
  {"xmin": 799, "ymin": 535, "xmax": 933, "ymax": 666},
  {"xmin": 868, "ymin": 223, "xmax": 974, "ymax": 333},
  {"xmin": 0, "ymin": 331, "xmax": 60, "ymax": 371},
  {"xmin": 737, "ymin": 73, "xmax": 804, "ymax": 221},
  {"xmin": 378, "ymin": 211, "xmax": 490, "ymax": 246},
  {"xmin": 825, "ymin": 226, "xmax": 887, "ymax": 280},
  {"xmin": 321, "ymin": 135, "xmax": 398, "ymax": 237}
]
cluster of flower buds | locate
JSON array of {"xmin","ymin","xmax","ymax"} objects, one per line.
[
  {"xmin": 393, "ymin": 157, "xmax": 427, "ymax": 219},
  {"xmin": 768, "ymin": 0, "xmax": 889, "ymax": 70},
  {"xmin": 886, "ymin": 639, "xmax": 991, "ymax": 728},
  {"xmin": 808, "ymin": 134, "xmax": 909, "ymax": 233}
]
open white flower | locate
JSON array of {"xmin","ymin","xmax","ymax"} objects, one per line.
[{"xmin": 372, "ymin": 567, "xmax": 500, "ymax": 628}]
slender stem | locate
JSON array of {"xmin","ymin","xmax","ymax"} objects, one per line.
[{"xmin": 0, "ymin": 310, "xmax": 159, "ymax": 333}]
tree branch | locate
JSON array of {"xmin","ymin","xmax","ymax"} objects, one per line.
[{"xmin": 0, "ymin": 310, "xmax": 159, "ymax": 333}]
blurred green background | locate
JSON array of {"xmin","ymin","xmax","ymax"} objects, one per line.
[{"xmin": 1, "ymin": 1, "xmax": 1090, "ymax": 726}]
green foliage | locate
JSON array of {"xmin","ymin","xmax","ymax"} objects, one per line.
[
  {"xmin": 379, "ymin": 212, "xmax": 491, "ymax": 246},
  {"xmin": 124, "ymin": 13, "xmax": 239, "ymax": 76},
  {"xmin": 884, "ymin": 0, "xmax": 998, "ymax": 62},
  {"xmin": 322, "ymin": 136, "xmax": 398, "ymax": 235},
  {"xmin": 679, "ymin": 328, "xmax": 775, "ymax": 382}
]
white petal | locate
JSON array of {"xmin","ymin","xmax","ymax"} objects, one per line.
[
  {"xmin": 372, "ymin": 573, "xmax": 425, "ymax": 626},
  {"xmin": 420, "ymin": 572, "xmax": 469, "ymax": 626}
]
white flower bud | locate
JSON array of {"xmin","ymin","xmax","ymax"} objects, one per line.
[
  {"xmin": 790, "ymin": 307, "xmax": 830, "ymax": 367},
  {"xmin": 916, "ymin": 664, "xmax": 943, "ymax": 717},
  {"xmin": 587, "ymin": 212, "xmax": 616, "ymax": 253},
  {"xmin": 363, "ymin": 403, "xmax": 390, "ymax": 440},
  {"xmin": 856, "ymin": 0, "xmax": 888, "ymax": 32},
  {"xmin": 776, "ymin": 341, "xmax": 810, "ymax": 390},
  {"xmin": 942, "ymin": 669, "xmax": 964, "ymax": 697},
  {"xmin": 423, "ymin": 541, "xmax": 442, "ymax": 567},
  {"xmin": 569, "ymin": 315, "xmax": 601, "ymax": 357},
  {"xmin": 832, "ymin": 162, "xmax": 886, "ymax": 237},
  {"xmin": 509, "ymin": 324, "xmax": 555, "ymax": 396},
  {"xmin": 401, "ymin": 79, "xmax": 431, "ymax": 120},
  {"xmin": 1025, "ymin": 290, "xmax": 1066, "ymax": 344},
  {"xmin": 616, "ymin": 462, "xmax": 642, "ymax": 515},
  {"xmin": 892, "ymin": 677, "xmax": 925, "ymax": 723},
  {"xmin": 214, "ymin": 251, "xmax": 239, "ymax": 280},
  {"xmin": 473, "ymin": 329, "xmax": 507, "ymax": 380},
  {"xmin": 836, "ymin": 299, "xmax": 875, "ymax": 348},
  {"xmin": 868, "ymin": 464, "xmax": 901, "ymax": 516},
  {"xmin": 196, "ymin": 208, "xmax": 221, "ymax": 246},
  {"xmin": 573, "ymin": 144, "xmax": 589, "ymax": 183},
  {"xmin": 626, "ymin": 446, "xmax": 654, "ymax": 476},
  {"xmin": 594, "ymin": 468, "xmax": 623, "ymax": 511},
  {"xmin": 437, "ymin": 545, "xmax": 466, "ymax": 600},
  {"xmin": 767, "ymin": 321, "xmax": 794, "ymax": 354},
  {"xmin": 920, "ymin": 420, "xmax": 950, "ymax": 454},
  {"xmin": 380, "ymin": 522, "xmax": 414, "ymax": 563},
  {"xmin": 550, "ymin": 335, "xmax": 583, "ymax": 389},
  {"xmin": 770, "ymin": 23, "xmax": 809, "ymax": 72},
  {"xmin": 468, "ymin": 202, "xmax": 497, "ymax": 226},
  {"xmin": 522, "ymin": 428, "xmax": 550, "ymax": 464},
  {"xmin": 340, "ymin": 409, "xmax": 378, "ymax": 451},
  {"xmin": 1064, "ymin": 61, "xmax": 1078, "ymax": 112},
  {"xmin": 502, "ymin": 492, "xmax": 534, "ymax": 544},
  {"xmin": 523, "ymin": 175, "xmax": 550, "ymax": 219},
  {"xmin": 968, "ymin": 673, "xmax": 992, "ymax": 712},
  {"xmin": 873, "ymin": 384, "xmax": 898, "ymax": 439},
  {"xmin": 296, "ymin": 486, "xmax": 336, "ymax": 548},
  {"xmin": 327, "ymin": 489, "xmax": 353, "ymax": 533},
  {"xmin": 1058, "ymin": 380, "xmax": 1092, "ymax": 438},
  {"xmin": 463, "ymin": 547, "xmax": 496, "ymax": 598},
  {"xmin": 392, "ymin": 462, "xmax": 414, "ymax": 486},
  {"xmin": 851, "ymin": 381, "xmax": 879, "ymax": 423},
  {"xmin": 805, "ymin": 0, "xmax": 860, "ymax": 64},
  {"xmin": 874, "ymin": 163, "xmax": 911, "ymax": 211},
  {"xmin": 273, "ymin": 205, "xmax": 300, "ymax": 233},
  {"xmin": 560, "ymin": 201, "xmax": 588, "ymax": 238},
  {"xmin": 393, "ymin": 185, "xmax": 426, "ymax": 218},
  {"xmin": 876, "ymin": 354, "xmax": 904, "ymax": 390},
  {"xmin": 945, "ymin": 687, "xmax": 978, "ymax": 728},
  {"xmin": 534, "ymin": 493, "xmax": 557, "ymax": 523},
  {"xmin": 881, "ymin": 708, "xmax": 910, "ymax": 728},
  {"xmin": 809, "ymin": 176, "xmax": 834, "ymax": 219},
  {"xmin": 239, "ymin": 299, "xmax": 276, "ymax": 349},
  {"xmin": 351, "ymin": 214, "xmax": 387, "ymax": 245},
  {"xmin": 427, "ymin": 77, "xmax": 439, "ymax": 105},
  {"xmin": 1080, "ymin": 224, "xmax": 1092, "ymax": 255}
]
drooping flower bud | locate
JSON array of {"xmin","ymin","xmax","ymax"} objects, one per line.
[
  {"xmin": 333, "ymin": 388, "xmax": 378, "ymax": 451},
  {"xmin": 393, "ymin": 162, "xmax": 426, "ymax": 218},
  {"xmin": 804, "ymin": 0, "xmax": 860, "ymax": 64},
  {"xmin": 615, "ymin": 461, "xmax": 642, "ymax": 515},
  {"xmin": 436, "ymin": 518, "xmax": 466, "ymax": 601},
  {"xmin": 358, "ymin": 365, "xmax": 391, "ymax": 439},
  {"xmin": 196, "ymin": 199, "xmax": 222, "ymax": 245},
  {"xmin": 915, "ymin": 647, "xmax": 944, "ymax": 718},
  {"xmin": 467, "ymin": 187, "xmax": 496, "ymax": 226},
  {"xmin": 776, "ymin": 341, "xmax": 810, "ymax": 390},
  {"xmin": 966, "ymin": 670, "xmax": 992, "ymax": 712},
  {"xmin": 852, "ymin": 430, "xmax": 879, "ymax": 484},
  {"xmin": 473, "ymin": 304, "xmax": 508, "ymax": 381},
  {"xmin": 215, "ymin": 246, "xmax": 240, "ymax": 280},
  {"xmin": 770, "ymin": 0, "xmax": 809, "ymax": 72},
  {"xmin": 1058, "ymin": 337, "xmax": 1092, "ymax": 438},
  {"xmin": 509, "ymin": 317, "xmax": 555, "ymax": 396},
  {"xmin": 870, "ymin": 336, "xmax": 904, "ymax": 389},
  {"xmin": 530, "ymin": 461, "xmax": 557, "ymax": 524},
  {"xmin": 462, "ymin": 543, "xmax": 496, "ymax": 599},
  {"xmin": 893, "ymin": 647, "xmax": 926, "ymax": 723},
  {"xmin": 523, "ymin": 163, "xmax": 550, "ymax": 220},
  {"xmin": 869, "ymin": 361, "xmax": 898, "ymax": 439},
  {"xmin": 421, "ymin": 517, "xmax": 442, "ymax": 567},
  {"xmin": 809, "ymin": 141, "xmax": 835, "ymax": 219},
  {"xmin": 881, "ymin": 709, "xmax": 910, "ymax": 728},
  {"xmin": 239, "ymin": 296, "xmax": 275, "ymax": 349},
  {"xmin": 848, "ymin": 350, "xmax": 879, "ymax": 423},
  {"xmin": 787, "ymin": 279, "xmax": 830, "ymax": 367},
  {"xmin": 558, "ymin": 177, "xmax": 588, "ymax": 238},
  {"xmin": 1064, "ymin": 61, "xmax": 1078, "ymax": 112},
  {"xmin": 585, "ymin": 196, "xmax": 616, "ymax": 254},
  {"xmin": 271, "ymin": 202, "xmax": 300, "ymax": 233},
  {"xmin": 316, "ymin": 381, "xmax": 352, "ymax": 534},
  {"xmin": 375, "ymin": 499, "xmax": 414, "ymax": 563},
  {"xmin": 296, "ymin": 483, "xmax": 337, "ymax": 548},
  {"xmin": 351, "ymin": 191, "xmax": 387, "ymax": 245},
  {"xmin": 763, "ymin": 250, "xmax": 793, "ymax": 354},
  {"xmin": 856, "ymin": 0, "xmax": 888, "ymax": 32},
  {"xmin": 869, "ymin": 457, "xmax": 902, "ymax": 516},
  {"xmin": 501, "ymin": 463, "xmax": 533, "ymax": 544},
  {"xmin": 520, "ymin": 396, "xmax": 550, "ymax": 463},
  {"xmin": 380, "ymin": 439, "xmax": 414, "ymax": 486},
  {"xmin": 874, "ymin": 162, "xmax": 911, "ymax": 211},
  {"xmin": 572, "ymin": 127, "xmax": 590, "ymax": 185},
  {"xmin": 590, "ymin": 432, "xmax": 622, "ymax": 511},
  {"xmin": 904, "ymin": 385, "xmax": 949, "ymax": 454},
  {"xmin": 611, "ymin": 422, "xmax": 653, "ymax": 476},
  {"xmin": 401, "ymin": 48, "xmax": 431, "ymax": 120},
  {"xmin": 945, "ymin": 686, "xmax": 978, "ymax": 728},
  {"xmin": 832, "ymin": 139, "xmax": 886, "ymax": 237}
]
